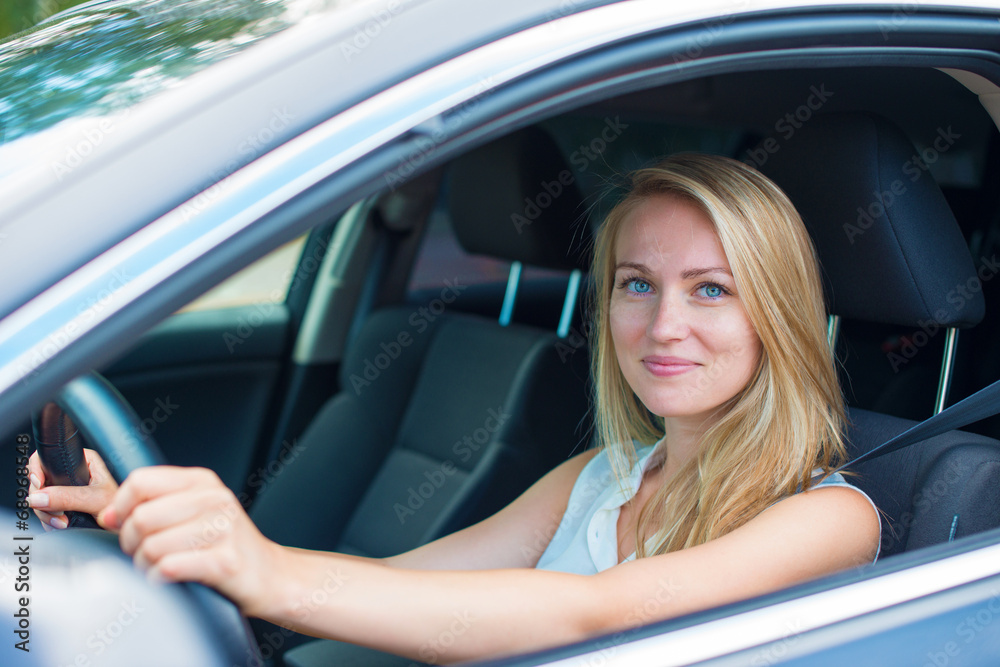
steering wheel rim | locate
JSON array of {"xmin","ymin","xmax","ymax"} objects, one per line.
[
  {"xmin": 50, "ymin": 371, "xmax": 261, "ymax": 664},
  {"xmin": 54, "ymin": 372, "xmax": 168, "ymax": 482}
]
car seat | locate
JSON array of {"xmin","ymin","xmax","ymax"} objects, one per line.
[
  {"xmin": 250, "ymin": 125, "xmax": 594, "ymax": 662},
  {"xmin": 760, "ymin": 112, "xmax": 1000, "ymax": 557}
]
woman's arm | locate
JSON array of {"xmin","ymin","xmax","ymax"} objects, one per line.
[
  {"xmin": 28, "ymin": 443, "xmax": 596, "ymax": 572},
  {"xmin": 105, "ymin": 464, "xmax": 878, "ymax": 664}
]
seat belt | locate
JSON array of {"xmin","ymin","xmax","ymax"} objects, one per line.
[{"xmin": 835, "ymin": 375, "xmax": 1000, "ymax": 473}]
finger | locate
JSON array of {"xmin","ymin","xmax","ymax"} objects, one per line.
[
  {"xmin": 83, "ymin": 448, "xmax": 114, "ymax": 482},
  {"xmin": 28, "ymin": 483, "xmax": 110, "ymax": 515},
  {"xmin": 27, "ymin": 453, "xmax": 45, "ymax": 489},
  {"xmin": 118, "ymin": 487, "xmax": 238, "ymax": 555},
  {"xmin": 132, "ymin": 518, "xmax": 221, "ymax": 570},
  {"xmin": 32, "ymin": 509, "xmax": 67, "ymax": 530},
  {"xmin": 146, "ymin": 546, "xmax": 237, "ymax": 589},
  {"xmin": 108, "ymin": 467, "xmax": 219, "ymax": 530}
]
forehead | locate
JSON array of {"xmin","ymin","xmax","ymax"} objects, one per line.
[{"xmin": 613, "ymin": 195, "xmax": 728, "ymax": 267}]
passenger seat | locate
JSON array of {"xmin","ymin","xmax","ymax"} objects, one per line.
[{"xmin": 250, "ymin": 126, "xmax": 593, "ymax": 664}]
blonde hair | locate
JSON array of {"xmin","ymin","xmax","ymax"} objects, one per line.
[{"xmin": 590, "ymin": 153, "xmax": 846, "ymax": 557}]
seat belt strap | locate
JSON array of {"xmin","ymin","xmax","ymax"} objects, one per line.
[{"xmin": 835, "ymin": 375, "xmax": 1000, "ymax": 473}]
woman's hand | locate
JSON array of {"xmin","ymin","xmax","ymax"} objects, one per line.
[
  {"xmin": 27, "ymin": 448, "xmax": 119, "ymax": 530},
  {"xmin": 103, "ymin": 466, "xmax": 284, "ymax": 614}
]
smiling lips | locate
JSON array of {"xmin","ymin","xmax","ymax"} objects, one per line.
[{"xmin": 641, "ymin": 356, "xmax": 699, "ymax": 377}]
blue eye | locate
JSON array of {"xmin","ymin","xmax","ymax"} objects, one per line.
[
  {"xmin": 628, "ymin": 279, "xmax": 651, "ymax": 294},
  {"xmin": 698, "ymin": 283, "xmax": 726, "ymax": 298}
]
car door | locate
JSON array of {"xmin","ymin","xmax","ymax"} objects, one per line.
[{"xmin": 98, "ymin": 235, "xmax": 313, "ymax": 495}]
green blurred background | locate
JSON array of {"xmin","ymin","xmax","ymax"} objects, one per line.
[{"xmin": 1, "ymin": 0, "xmax": 92, "ymax": 40}]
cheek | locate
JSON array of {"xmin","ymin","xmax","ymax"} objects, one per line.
[
  {"xmin": 609, "ymin": 298, "xmax": 644, "ymax": 349},
  {"xmin": 722, "ymin": 317, "xmax": 762, "ymax": 379}
]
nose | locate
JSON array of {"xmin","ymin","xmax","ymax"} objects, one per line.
[{"xmin": 647, "ymin": 290, "xmax": 689, "ymax": 342}]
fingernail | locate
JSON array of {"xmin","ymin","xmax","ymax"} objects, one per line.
[
  {"xmin": 50, "ymin": 516, "xmax": 67, "ymax": 529},
  {"xmin": 29, "ymin": 474, "xmax": 40, "ymax": 488},
  {"xmin": 27, "ymin": 493, "xmax": 48, "ymax": 509}
]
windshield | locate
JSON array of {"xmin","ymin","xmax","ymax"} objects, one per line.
[{"xmin": 0, "ymin": 0, "xmax": 350, "ymax": 146}]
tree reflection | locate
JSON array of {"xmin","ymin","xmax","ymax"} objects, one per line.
[
  {"xmin": 0, "ymin": 1, "xmax": 91, "ymax": 40},
  {"xmin": 0, "ymin": 0, "xmax": 319, "ymax": 144}
]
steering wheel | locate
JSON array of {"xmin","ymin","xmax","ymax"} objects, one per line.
[{"xmin": 32, "ymin": 371, "xmax": 261, "ymax": 665}]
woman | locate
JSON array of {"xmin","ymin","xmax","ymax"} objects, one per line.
[{"xmin": 28, "ymin": 153, "xmax": 880, "ymax": 663}]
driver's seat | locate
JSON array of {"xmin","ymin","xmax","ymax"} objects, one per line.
[{"xmin": 759, "ymin": 112, "xmax": 1000, "ymax": 557}]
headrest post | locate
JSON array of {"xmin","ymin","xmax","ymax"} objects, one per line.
[
  {"xmin": 827, "ymin": 314, "xmax": 841, "ymax": 351},
  {"xmin": 934, "ymin": 327, "xmax": 960, "ymax": 415},
  {"xmin": 557, "ymin": 269, "xmax": 583, "ymax": 338},
  {"xmin": 499, "ymin": 261, "xmax": 522, "ymax": 327}
]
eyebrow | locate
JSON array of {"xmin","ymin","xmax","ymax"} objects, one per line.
[
  {"xmin": 614, "ymin": 261, "xmax": 651, "ymax": 273},
  {"xmin": 680, "ymin": 267, "xmax": 733, "ymax": 279},
  {"xmin": 614, "ymin": 262, "xmax": 732, "ymax": 279}
]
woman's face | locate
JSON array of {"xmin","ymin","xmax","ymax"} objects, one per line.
[{"xmin": 609, "ymin": 194, "xmax": 763, "ymax": 424}]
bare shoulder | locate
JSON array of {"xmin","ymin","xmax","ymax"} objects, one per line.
[
  {"xmin": 785, "ymin": 482, "xmax": 882, "ymax": 563},
  {"xmin": 709, "ymin": 481, "xmax": 882, "ymax": 585}
]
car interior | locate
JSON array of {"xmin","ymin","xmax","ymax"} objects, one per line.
[{"xmin": 12, "ymin": 60, "xmax": 1000, "ymax": 665}]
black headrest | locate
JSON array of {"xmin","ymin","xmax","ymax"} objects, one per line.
[
  {"xmin": 447, "ymin": 126, "xmax": 589, "ymax": 271},
  {"xmin": 758, "ymin": 113, "xmax": 983, "ymax": 329}
]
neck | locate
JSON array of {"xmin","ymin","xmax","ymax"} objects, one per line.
[{"xmin": 658, "ymin": 415, "xmax": 714, "ymax": 472}]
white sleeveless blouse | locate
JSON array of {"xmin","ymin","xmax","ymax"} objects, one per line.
[{"xmin": 535, "ymin": 442, "xmax": 881, "ymax": 575}]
